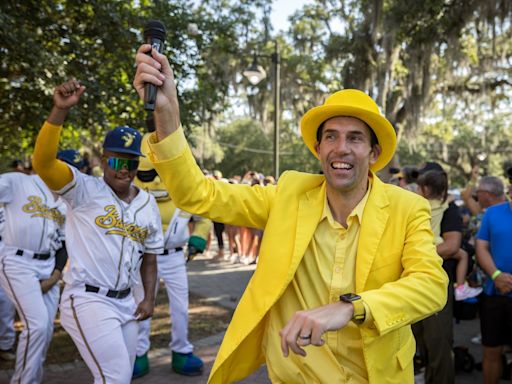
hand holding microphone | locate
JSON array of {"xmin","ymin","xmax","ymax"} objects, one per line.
[
  {"xmin": 143, "ymin": 20, "xmax": 166, "ymax": 111},
  {"xmin": 134, "ymin": 20, "xmax": 181, "ymax": 138}
]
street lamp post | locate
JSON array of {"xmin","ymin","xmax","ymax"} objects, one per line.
[{"xmin": 243, "ymin": 42, "xmax": 280, "ymax": 179}]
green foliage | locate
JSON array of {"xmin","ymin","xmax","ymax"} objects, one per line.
[
  {"xmin": 1, "ymin": 0, "xmax": 511, "ymax": 181},
  {"xmin": 0, "ymin": 0, "xmax": 270, "ymax": 160}
]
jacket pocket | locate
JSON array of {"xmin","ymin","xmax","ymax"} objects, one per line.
[{"xmin": 396, "ymin": 334, "xmax": 415, "ymax": 370}]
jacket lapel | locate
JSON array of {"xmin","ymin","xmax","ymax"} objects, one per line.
[
  {"xmin": 356, "ymin": 176, "xmax": 390, "ymax": 292},
  {"xmin": 287, "ymin": 182, "xmax": 326, "ymax": 279}
]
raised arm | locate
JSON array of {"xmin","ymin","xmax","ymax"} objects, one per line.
[
  {"xmin": 33, "ymin": 79, "xmax": 85, "ymax": 190},
  {"xmin": 133, "ymin": 44, "xmax": 180, "ymax": 142}
]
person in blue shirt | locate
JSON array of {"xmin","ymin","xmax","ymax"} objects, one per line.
[{"xmin": 476, "ymin": 195, "xmax": 512, "ymax": 383}]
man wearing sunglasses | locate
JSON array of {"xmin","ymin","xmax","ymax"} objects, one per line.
[{"xmin": 32, "ymin": 79, "xmax": 164, "ymax": 384}]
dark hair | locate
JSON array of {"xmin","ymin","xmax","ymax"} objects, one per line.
[
  {"xmin": 402, "ymin": 166, "xmax": 419, "ymax": 184},
  {"xmin": 316, "ymin": 118, "xmax": 379, "ymax": 148},
  {"xmin": 417, "ymin": 170, "xmax": 448, "ymax": 202}
]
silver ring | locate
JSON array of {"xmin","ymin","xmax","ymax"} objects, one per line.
[{"xmin": 298, "ymin": 334, "xmax": 311, "ymax": 340}]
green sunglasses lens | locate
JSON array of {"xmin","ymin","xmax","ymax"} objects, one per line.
[{"xmin": 107, "ymin": 157, "xmax": 139, "ymax": 171}]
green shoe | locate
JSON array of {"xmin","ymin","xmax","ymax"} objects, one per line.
[
  {"xmin": 172, "ymin": 351, "xmax": 204, "ymax": 376},
  {"xmin": 132, "ymin": 352, "xmax": 149, "ymax": 379}
]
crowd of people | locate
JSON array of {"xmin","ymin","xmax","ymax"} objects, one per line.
[
  {"xmin": 390, "ymin": 162, "xmax": 512, "ymax": 383},
  {"xmin": 0, "ymin": 40, "xmax": 510, "ymax": 384},
  {"xmin": 203, "ymin": 170, "xmax": 275, "ymax": 265}
]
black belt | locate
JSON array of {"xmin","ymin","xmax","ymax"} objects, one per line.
[
  {"xmin": 85, "ymin": 284, "xmax": 131, "ymax": 299},
  {"xmin": 15, "ymin": 249, "xmax": 51, "ymax": 260},
  {"xmin": 161, "ymin": 247, "xmax": 183, "ymax": 255}
]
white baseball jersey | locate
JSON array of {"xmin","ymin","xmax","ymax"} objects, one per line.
[
  {"xmin": 0, "ymin": 204, "xmax": 5, "ymax": 250},
  {"xmin": 164, "ymin": 208, "xmax": 192, "ymax": 250},
  {"xmin": 0, "ymin": 172, "xmax": 65, "ymax": 253},
  {"xmin": 56, "ymin": 166, "xmax": 164, "ymax": 290},
  {"xmin": 0, "ymin": 204, "xmax": 5, "ymax": 235}
]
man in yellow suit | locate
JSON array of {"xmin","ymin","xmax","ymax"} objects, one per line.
[{"xmin": 133, "ymin": 44, "xmax": 448, "ymax": 383}]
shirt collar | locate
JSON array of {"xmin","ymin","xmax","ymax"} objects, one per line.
[{"xmin": 321, "ymin": 176, "xmax": 373, "ymax": 227}]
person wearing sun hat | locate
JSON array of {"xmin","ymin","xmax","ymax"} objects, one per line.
[{"xmin": 134, "ymin": 44, "xmax": 448, "ymax": 384}]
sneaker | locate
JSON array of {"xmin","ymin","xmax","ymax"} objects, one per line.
[
  {"xmin": 0, "ymin": 348, "xmax": 15, "ymax": 361},
  {"xmin": 172, "ymin": 351, "xmax": 204, "ymax": 376},
  {"xmin": 242, "ymin": 257, "xmax": 256, "ymax": 266},
  {"xmin": 455, "ymin": 283, "xmax": 483, "ymax": 301},
  {"xmin": 132, "ymin": 352, "xmax": 149, "ymax": 379},
  {"xmin": 230, "ymin": 254, "xmax": 240, "ymax": 264}
]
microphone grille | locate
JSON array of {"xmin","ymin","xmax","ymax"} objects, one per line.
[{"xmin": 144, "ymin": 20, "xmax": 166, "ymax": 41}]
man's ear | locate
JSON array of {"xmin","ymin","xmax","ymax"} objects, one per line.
[
  {"xmin": 369, "ymin": 144, "xmax": 382, "ymax": 165},
  {"xmin": 314, "ymin": 141, "xmax": 320, "ymax": 155}
]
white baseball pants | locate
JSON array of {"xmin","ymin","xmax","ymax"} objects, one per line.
[
  {"xmin": 0, "ymin": 284, "xmax": 15, "ymax": 351},
  {"xmin": 0, "ymin": 250, "xmax": 59, "ymax": 384},
  {"xmin": 59, "ymin": 285, "xmax": 138, "ymax": 384},
  {"xmin": 135, "ymin": 250, "xmax": 193, "ymax": 356}
]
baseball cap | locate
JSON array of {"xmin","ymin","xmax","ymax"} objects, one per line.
[
  {"xmin": 102, "ymin": 126, "xmax": 143, "ymax": 156},
  {"xmin": 57, "ymin": 149, "xmax": 84, "ymax": 170}
]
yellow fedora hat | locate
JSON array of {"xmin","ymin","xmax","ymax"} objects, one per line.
[{"xmin": 300, "ymin": 89, "xmax": 397, "ymax": 172}]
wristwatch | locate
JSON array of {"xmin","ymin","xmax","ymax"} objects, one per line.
[{"xmin": 340, "ymin": 293, "xmax": 365, "ymax": 324}]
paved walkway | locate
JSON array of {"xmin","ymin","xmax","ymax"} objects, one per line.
[{"xmin": 0, "ymin": 246, "xmax": 486, "ymax": 383}]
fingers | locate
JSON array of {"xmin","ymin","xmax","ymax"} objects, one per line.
[
  {"xmin": 150, "ymin": 48, "xmax": 175, "ymax": 81},
  {"xmin": 57, "ymin": 79, "xmax": 85, "ymax": 97},
  {"xmin": 134, "ymin": 45, "xmax": 175, "ymax": 88},
  {"xmin": 135, "ymin": 62, "xmax": 165, "ymax": 87},
  {"xmin": 134, "ymin": 301, "xmax": 154, "ymax": 321},
  {"xmin": 310, "ymin": 325, "xmax": 325, "ymax": 347},
  {"xmin": 280, "ymin": 314, "xmax": 309, "ymax": 357}
]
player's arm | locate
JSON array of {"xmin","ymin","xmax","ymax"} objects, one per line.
[
  {"xmin": 32, "ymin": 79, "xmax": 85, "ymax": 190},
  {"xmin": 39, "ymin": 243, "xmax": 68, "ymax": 293},
  {"xmin": 134, "ymin": 253, "xmax": 157, "ymax": 321}
]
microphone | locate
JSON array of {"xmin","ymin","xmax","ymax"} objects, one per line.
[{"xmin": 143, "ymin": 20, "xmax": 166, "ymax": 111}]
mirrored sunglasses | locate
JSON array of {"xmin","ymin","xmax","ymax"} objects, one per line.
[{"xmin": 106, "ymin": 157, "xmax": 139, "ymax": 171}]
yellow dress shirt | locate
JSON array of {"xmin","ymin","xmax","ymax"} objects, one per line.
[{"xmin": 263, "ymin": 182, "xmax": 373, "ymax": 383}]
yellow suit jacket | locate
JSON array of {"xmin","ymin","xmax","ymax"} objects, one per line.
[{"xmin": 151, "ymin": 140, "xmax": 448, "ymax": 384}]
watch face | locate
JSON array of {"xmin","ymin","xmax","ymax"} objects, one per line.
[{"xmin": 340, "ymin": 293, "xmax": 361, "ymax": 302}]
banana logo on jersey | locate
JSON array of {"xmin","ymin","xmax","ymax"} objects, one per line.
[
  {"xmin": 122, "ymin": 132, "xmax": 135, "ymax": 148},
  {"xmin": 74, "ymin": 153, "xmax": 82, "ymax": 163},
  {"xmin": 95, "ymin": 205, "xmax": 148, "ymax": 244},
  {"xmin": 22, "ymin": 196, "xmax": 65, "ymax": 225}
]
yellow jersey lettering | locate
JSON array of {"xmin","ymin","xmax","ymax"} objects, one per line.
[
  {"xmin": 95, "ymin": 205, "xmax": 148, "ymax": 244},
  {"xmin": 22, "ymin": 196, "xmax": 65, "ymax": 226}
]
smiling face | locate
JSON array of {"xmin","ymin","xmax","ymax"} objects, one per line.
[
  {"xmin": 314, "ymin": 116, "xmax": 381, "ymax": 198},
  {"xmin": 101, "ymin": 150, "xmax": 139, "ymax": 195}
]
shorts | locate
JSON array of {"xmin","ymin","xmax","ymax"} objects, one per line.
[{"xmin": 480, "ymin": 294, "xmax": 512, "ymax": 347}]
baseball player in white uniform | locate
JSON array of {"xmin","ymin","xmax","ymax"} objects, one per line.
[
  {"xmin": 32, "ymin": 79, "xmax": 164, "ymax": 384},
  {"xmin": 0, "ymin": 204, "xmax": 16, "ymax": 362},
  {"xmin": 0, "ymin": 170, "xmax": 66, "ymax": 383},
  {"xmin": 132, "ymin": 137, "xmax": 211, "ymax": 377}
]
